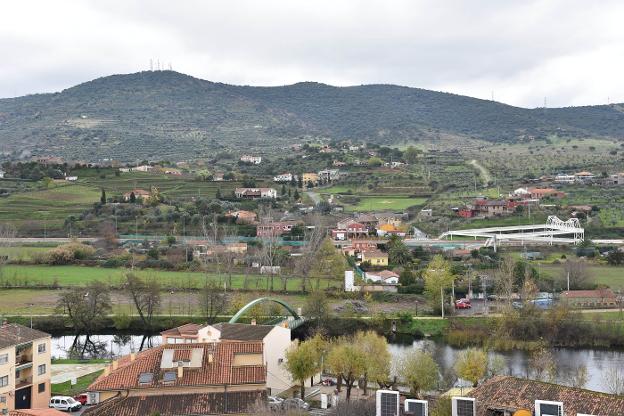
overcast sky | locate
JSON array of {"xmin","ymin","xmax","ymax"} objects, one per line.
[{"xmin": 1, "ymin": 0, "xmax": 623, "ymax": 107}]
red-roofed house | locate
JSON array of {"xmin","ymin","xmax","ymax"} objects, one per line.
[{"xmin": 85, "ymin": 341, "xmax": 266, "ymax": 415}]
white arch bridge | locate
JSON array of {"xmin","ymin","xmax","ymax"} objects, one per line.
[{"xmin": 439, "ymin": 216, "xmax": 584, "ymax": 251}]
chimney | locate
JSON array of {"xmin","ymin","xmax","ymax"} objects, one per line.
[
  {"xmin": 208, "ymin": 354, "xmax": 213, "ymax": 364},
  {"xmin": 112, "ymin": 360, "xmax": 118, "ymax": 371},
  {"xmin": 251, "ymin": 319, "xmax": 257, "ymax": 326},
  {"xmin": 177, "ymin": 362, "xmax": 184, "ymax": 378},
  {"xmin": 130, "ymin": 353, "xmax": 136, "ymax": 362}
]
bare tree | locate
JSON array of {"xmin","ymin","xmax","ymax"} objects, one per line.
[
  {"xmin": 561, "ymin": 259, "xmax": 592, "ymax": 290},
  {"xmin": 567, "ymin": 364, "xmax": 588, "ymax": 389},
  {"xmin": 56, "ymin": 281, "xmax": 112, "ymax": 355},
  {"xmin": 258, "ymin": 205, "xmax": 282, "ymax": 292},
  {"xmin": 495, "ymin": 256, "xmax": 516, "ymax": 307},
  {"xmin": 125, "ymin": 273, "xmax": 161, "ymax": 333},
  {"xmin": 528, "ymin": 346, "xmax": 557, "ymax": 382},
  {"xmin": 199, "ymin": 281, "xmax": 228, "ymax": 323},
  {"xmin": 604, "ymin": 367, "xmax": 624, "ymax": 395},
  {"xmin": 295, "ymin": 214, "xmax": 326, "ymax": 292}
]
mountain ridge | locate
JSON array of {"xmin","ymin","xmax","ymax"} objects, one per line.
[{"xmin": 0, "ymin": 70, "xmax": 622, "ymax": 161}]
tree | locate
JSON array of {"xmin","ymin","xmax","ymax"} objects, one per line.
[
  {"xmin": 403, "ymin": 146, "xmax": 420, "ymax": 164},
  {"xmin": 129, "ymin": 191, "xmax": 137, "ymax": 203},
  {"xmin": 398, "ymin": 350, "xmax": 439, "ymax": 398},
  {"xmin": 561, "ymin": 259, "xmax": 592, "ymax": 289},
  {"xmin": 310, "ymin": 238, "xmax": 346, "ymax": 290},
  {"xmin": 454, "ymin": 348, "xmax": 487, "ymax": 387},
  {"xmin": 386, "ymin": 235, "xmax": 411, "ymax": 266},
  {"xmin": 354, "ymin": 331, "xmax": 391, "ymax": 395},
  {"xmin": 0, "ymin": 223, "xmax": 16, "ymax": 283},
  {"xmin": 293, "ymin": 189, "xmax": 300, "ymax": 200},
  {"xmin": 495, "ymin": 256, "xmax": 516, "ymax": 306},
  {"xmin": 295, "ymin": 214, "xmax": 327, "ymax": 292},
  {"xmin": 423, "ymin": 255, "xmax": 454, "ymax": 314},
  {"xmin": 215, "ymin": 188, "xmax": 222, "ymax": 199},
  {"xmin": 568, "ymin": 364, "xmax": 588, "ymax": 389},
  {"xmin": 326, "ymin": 340, "xmax": 367, "ymax": 401},
  {"xmin": 607, "ymin": 250, "xmax": 624, "ymax": 266},
  {"xmin": 604, "ymin": 367, "xmax": 624, "ymax": 395},
  {"xmin": 303, "ymin": 291, "xmax": 332, "ymax": 329},
  {"xmin": 285, "ymin": 338, "xmax": 324, "ymax": 400},
  {"xmin": 57, "ymin": 281, "xmax": 112, "ymax": 354},
  {"xmin": 100, "ymin": 188, "xmax": 106, "ymax": 204},
  {"xmin": 125, "ymin": 273, "xmax": 161, "ymax": 333},
  {"xmin": 199, "ymin": 281, "xmax": 228, "ymax": 323},
  {"xmin": 528, "ymin": 346, "xmax": 557, "ymax": 382},
  {"xmin": 367, "ymin": 156, "xmax": 383, "ymax": 167}
]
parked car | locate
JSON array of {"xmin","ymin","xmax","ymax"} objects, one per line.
[
  {"xmin": 283, "ymin": 398, "xmax": 310, "ymax": 410},
  {"xmin": 321, "ymin": 378, "xmax": 336, "ymax": 386},
  {"xmin": 267, "ymin": 396, "xmax": 284, "ymax": 411},
  {"xmin": 455, "ymin": 299, "xmax": 471, "ymax": 309},
  {"xmin": 74, "ymin": 394, "xmax": 88, "ymax": 405},
  {"xmin": 49, "ymin": 396, "xmax": 82, "ymax": 412}
]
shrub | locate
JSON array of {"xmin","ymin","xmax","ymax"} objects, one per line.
[{"xmin": 45, "ymin": 243, "xmax": 95, "ymax": 265}]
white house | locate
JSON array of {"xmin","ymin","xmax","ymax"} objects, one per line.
[
  {"xmin": 161, "ymin": 322, "xmax": 301, "ymax": 395},
  {"xmin": 365, "ymin": 270, "xmax": 400, "ymax": 284},
  {"xmin": 132, "ymin": 165, "xmax": 153, "ymax": 172},
  {"xmin": 240, "ymin": 155, "xmax": 262, "ymax": 164},
  {"xmin": 273, "ymin": 173, "xmax": 294, "ymax": 183},
  {"xmin": 554, "ymin": 174, "xmax": 575, "ymax": 184},
  {"xmin": 234, "ymin": 188, "xmax": 278, "ymax": 199},
  {"xmin": 65, "ymin": 176, "xmax": 78, "ymax": 181}
]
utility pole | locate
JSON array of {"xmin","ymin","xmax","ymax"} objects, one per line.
[
  {"xmin": 482, "ymin": 276, "xmax": 488, "ymax": 315},
  {"xmin": 567, "ymin": 272, "xmax": 570, "ymax": 292},
  {"xmin": 440, "ymin": 286, "xmax": 445, "ymax": 319}
]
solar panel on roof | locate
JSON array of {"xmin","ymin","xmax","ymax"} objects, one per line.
[
  {"xmin": 163, "ymin": 371, "xmax": 176, "ymax": 383},
  {"xmin": 138, "ymin": 372, "xmax": 153, "ymax": 384}
]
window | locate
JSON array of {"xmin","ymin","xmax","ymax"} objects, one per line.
[
  {"xmin": 0, "ymin": 395, "xmax": 6, "ymax": 404},
  {"xmin": 38, "ymin": 343, "xmax": 46, "ymax": 354},
  {"xmin": 38, "ymin": 382, "xmax": 46, "ymax": 393},
  {"xmin": 0, "ymin": 354, "xmax": 7, "ymax": 365},
  {"xmin": 0, "ymin": 375, "xmax": 8, "ymax": 387},
  {"xmin": 38, "ymin": 364, "xmax": 46, "ymax": 375}
]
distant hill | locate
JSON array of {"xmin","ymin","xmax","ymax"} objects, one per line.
[{"xmin": 0, "ymin": 70, "xmax": 623, "ymax": 161}]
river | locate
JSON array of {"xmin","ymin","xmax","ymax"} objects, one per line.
[{"xmin": 52, "ymin": 334, "xmax": 624, "ymax": 394}]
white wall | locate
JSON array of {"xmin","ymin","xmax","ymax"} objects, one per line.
[{"xmin": 264, "ymin": 326, "xmax": 294, "ymax": 395}]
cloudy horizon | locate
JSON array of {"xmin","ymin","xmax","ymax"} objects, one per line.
[{"xmin": 2, "ymin": 0, "xmax": 624, "ymax": 108}]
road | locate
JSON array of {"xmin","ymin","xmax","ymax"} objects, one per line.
[
  {"xmin": 306, "ymin": 190, "xmax": 321, "ymax": 204},
  {"xmin": 468, "ymin": 159, "xmax": 492, "ymax": 185}
]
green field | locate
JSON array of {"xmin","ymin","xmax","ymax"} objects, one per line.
[
  {"xmin": 343, "ymin": 196, "xmax": 427, "ymax": 212},
  {"xmin": 0, "ymin": 246, "xmax": 52, "ymax": 261},
  {"xmin": 0, "ymin": 264, "xmax": 340, "ymax": 291},
  {"xmin": 52, "ymin": 370, "xmax": 103, "ymax": 397},
  {"xmin": 539, "ymin": 264, "xmax": 624, "ymax": 289}
]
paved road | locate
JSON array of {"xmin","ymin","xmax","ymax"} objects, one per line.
[
  {"xmin": 306, "ymin": 190, "xmax": 321, "ymax": 204},
  {"xmin": 51, "ymin": 363, "xmax": 107, "ymax": 384}
]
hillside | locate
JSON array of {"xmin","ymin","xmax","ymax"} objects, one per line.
[{"xmin": 0, "ymin": 70, "xmax": 623, "ymax": 161}]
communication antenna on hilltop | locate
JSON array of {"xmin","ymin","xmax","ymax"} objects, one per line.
[
  {"xmin": 491, "ymin": 90, "xmax": 494, "ymax": 101},
  {"xmin": 544, "ymin": 96, "xmax": 547, "ymax": 108},
  {"xmin": 169, "ymin": 62, "xmax": 172, "ymax": 71},
  {"xmin": 150, "ymin": 59, "xmax": 153, "ymax": 71},
  {"xmin": 157, "ymin": 59, "xmax": 160, "ymax": 71}
]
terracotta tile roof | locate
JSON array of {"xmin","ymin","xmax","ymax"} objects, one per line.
[
  {"xmin": 213, "ymin": 323, "xmax": 274, "ymax": 341},
  {"xmin": 83, "ymin": 391, "xmax": 266, "ymax": 416},
  {"xmin": 160, "ymin": 323, "xmax": 203, "ymax": 337},
  {"xmin": 89, "ymin": 341, "xmax": 265, "ymax": 392},
  {"xmin": 469, "ymin": 376, "xmax": 624, "ymax": 416},
  {"xmin": 9, "ymin": 410, "xmax": 66, "ymax": 416},
  {"xmin": 0, "ymin": 323, "xmax": 50, "ymax": 349},
  {"xmin": 375, "ymin": 270, "xmax": 399, "ymax": 279}
]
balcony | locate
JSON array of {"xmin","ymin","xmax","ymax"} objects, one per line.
[
  {"xmin": 15, "ymin": 375, "xmax": 32, "ymax": 389},
  {"xmin": 15, "ymin": 355, "xmax": 32, "ymax": 368}
]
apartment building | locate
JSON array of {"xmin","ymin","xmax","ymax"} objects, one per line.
[{"xmin": 0, "ymin": 323, "xmax": 52, "ymax": 412}]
